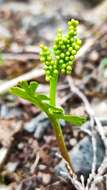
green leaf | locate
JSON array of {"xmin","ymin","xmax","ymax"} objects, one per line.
[
  {"xmin": 10, "ymin": 87, "xmax": 29, "ymax": 100},
  {"xmin": 48, "ymin": 106, "xmax": 64, "ymax": 116},
  {"xmin": 29, "ymin": 81, "xmax": 39, "ymax": 93},
  {"xmin": 47, "ymin": 105, "xmax": 86, "ymax": 125},
  {"xmin": 19, "ymin": 81, "xmax": 29, "ymax": 91},
  {"xmin": 10, "ymin": 81, "xmax": 49, "ymax": 109},
  {"xmin": 37, "ymin": 94, "xmax": 49, "ymax": 101},
  {"xmin": 60, "ymin": 115, "xmax": 86, "ymax": 125}
]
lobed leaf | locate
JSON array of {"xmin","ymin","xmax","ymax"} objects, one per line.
[{"xmin": 62, "ymin": 115, "xmax": 86, "ymax": 126}]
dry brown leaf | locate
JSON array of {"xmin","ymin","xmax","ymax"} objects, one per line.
[{"xmin": 0, "ymin": 119, "xmax": 23, "ymax": 147}]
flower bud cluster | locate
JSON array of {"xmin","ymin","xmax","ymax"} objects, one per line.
[
  {"xmin": 40, "ymin": 19, "xmax": 81, "ymax": 81},
  {"xmin": 40, "ymin": 44, "xmax": 55, "ymax": 81}
]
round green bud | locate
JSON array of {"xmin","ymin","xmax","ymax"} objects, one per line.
[
  {"xmin": 68, "ymin": 21, "xmax": 71, "ymax": 26},
  {"xmin": 61, "ymin": 45, "xmax": 66, "ymax": 49},
  {"xmin": 70, "ymin": 55, "xmax": 74, "ymax": 60},
  {"xmin": 56, "ymin": 55, "xmax": 60, "ymax": 60},
  {"xmin": 65, "ymin": 56, "xmax": 69, "ymax": 61},
  {"xmin": 59, "ymin": 59, "xmax": 64, "ymax": 64},
  {"xmin": 55, "ymin": 50, "xmax": 61, "ymax": 55},
  {"xmin": 40, "ymin": 57, "xmax": 45, "ymax": 62},
  {"xmin": 59, "ymin": 41, "xmax": 63, "ymax": 46},
  {"xmin": 60, "ymin": 53, "xmax": 65, "ymax": 58},
  {"xmin": 72, "ymin": 42, "xmax": 76, "ymax": 48},
  {"xmin": 67, "ymin": 44, "xmax": 70, "ymax": 48},
  {"xmin": 66, "ymin": 70, "xmax": 71, "ymax": 74},
  {"xmin": 44, "ymin": 46, "xmax": 48, "ymax": 51},
  {"xmin": 74, "ymin": 45, "xmax": 80, "ymax": 51},
  {"xmin": 66, "ymin": 51, "xmax": 70, "ymax": 56},
  {"xmin": 50, "ymin": 61, "xmax": 54, "ymax": 65},
  {"xmin": 68, "ymin": 61, "xmax": 73, "ymax": 65},
  {"xmin": 69, "ymin": 26, "xmax": 75, "ymax": 31},
  {"xmin": 68, "ymin": 30, "xmax": 74, "ymax": 36},
  {"xmin": 49, "ymin": 65, "xmax": 52, "ymax": 70},
  {"xmin": 45, "ymin": 61, "xmax": 50, "ymax": 65},
  {"xmin": 45, "ymin": 51, "xmax": 50, "ymax": 56},
  {"xmin": 53, "ymin": 45, "xmax": 57, "ymax": 50},
  {"xmin": 54, "ymin": 64, "xmax": 57, "ymax": 69},
  {"xmin": 67, "ymin": 39, "xmax": 70, "ymax": 43},
  {"xmin": 47, "ymin": 56, "xmax": 52, "ymax": 61},
  {"xmin": 61, "ymin": 69, "xmax": 65, "ymax": 73},
  {"xmin": 71, "ymin": 19, "xmax": 79, "ymax": 26},
  {"xmin": 76, "ymin": 39, "xmax": 82, "ymax": 45},
  {"xmin": 46, "ymin": 76, "xmax": 50, "ymax": 81},
  {"xmin": 46, "ymin": 70, "xmax": 50, "ymax": 75},
  {"xmin": 72, "ymin": 50, "xmax": 77, "ymax": 55},
  {"xmin": 63, "ymin": 37, "xmax": 67, "ymax": 43},
  {"xmin": 69, "ymin": 47, "xmax": 73, "ymax": 52},
  {"xmin": 70, "ymin": 38, "xmax": 74, "ymax": 43},
  {"xmin": 40, "ymin": 44, "xmax": 45, "ymax": 49},
  {"xmin": 62, "ymin": 64, "xmax": 66, "ymax": 68},
  {"xmin": 67, "ymin": 65, "xmax": 71, "ymax": 70},
  {"xmin": 57, "ymin": 37, "xmax": 62, "ymax": 42},
  {"xmin": 53, "ymin": 69, "xmax": 58, "ymax": 75},
  {"xmin": 74, "ymin": 31, "xmax": 77, "ymax": 36}
]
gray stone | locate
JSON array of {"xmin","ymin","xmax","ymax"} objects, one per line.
[
  {"xmin": 24, "ymin": 113, "xmax": 50, "ymax": 139},
  {"xmin": 55, "ymin": 134, "xmax": 105, "ymax": 178},
  {"xmin": 24, "ymin": 113, "xmax": 65, "ymax": 140}
]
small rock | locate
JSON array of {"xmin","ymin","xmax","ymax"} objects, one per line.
[
  {"xmin": 0, "ymin": 104, "xmax": 22, "ymax": 119},
  {"xmin": 42, "ymin": 173, "xmax": 51, "ymax": 185},
  {"xmin": 38, "ymin": 164, "xmax": 47, "ymax": 171},
  {"xmin": 55, "ymin": 133, "xmax": 105, "ymax": 178},
  {"xmin": 6, "ymin": 162, "xmax": 18, "ymax": 173},
  {"xmin": 18, "ymin": 143, "xmax": 24, "ymax": 150},
  {"xmin": 69, "ymin": 138, "xmax": 77, "ymax": 147},
  {"xmin": 89, "ymin": 51, "xmax": 99, "ymax": 62},
  {"xmin": 24, "ymin": 113, "xmax": 50, "ymax": 140}
]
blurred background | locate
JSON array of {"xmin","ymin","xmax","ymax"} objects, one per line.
[{"xmin": 0, "ymin": 0, "xmax": 107, "ymax": 190}]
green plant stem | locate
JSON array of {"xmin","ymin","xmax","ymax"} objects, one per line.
[
  {"xmin": 49, "ymin": 116, "xmax": 73, "ymax": 169},
  {"xmin": 49, "ymin": 74, "xmax": 73, "ymax": 171},
  {"xmin": 49, "ymin": 75, "xmax": 58, "ymax": 106}
]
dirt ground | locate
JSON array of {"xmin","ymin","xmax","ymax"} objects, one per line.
[{"xmin": 0, "ymin": 0, "xmax": 107, "ymax": 189}]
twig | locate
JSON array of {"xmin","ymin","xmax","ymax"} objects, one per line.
[
  {"xmin": 0, "ymin": 147, "xmax": 9, "ymax": 170},
  {"xmin": 67, "ymin": 76, "xmax": 106, "ymax": 189},
  {"xmin": 30, "ymin": 152, "xmax": 40, "ymax": 174},
  {"xmin": 63, "ymin": 159, "xmax": 85, "ymax": 190},
  {"xmin": 2, "ymin": 52, "xmax": 39, "ymax": 61}
]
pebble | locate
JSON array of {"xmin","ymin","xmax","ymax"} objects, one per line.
[
  {"xmin": 69, "ymin": 138, "xmax": 77, "ymax": 146},
  {"xmin": 55, "ymin": 133, "xmax": 105, "ymax": 178},
  {"xmin": 42, "ymin": 173, "xmax": 51, "ymax": 185},
  {"xmin": 18, "ymin": 143, "xmax": 24, "ymax": 150},
  {"xmin": 6, "ymin": 162, "xmax": 18, "ymax": 173},
  {"xmin": 39, "ymin": 164, "xmax": 47, "ymax": 171},
  {"xmin": 89, "ymin": 51, "xmax": 99, "ymax": 62},
  {"xmin": 24, "ymin": 113, "xmax": 49, "ymax": 140},
  {"xmin": 0, "ymin": 104, "xmax": 22, "ymax": 119}
]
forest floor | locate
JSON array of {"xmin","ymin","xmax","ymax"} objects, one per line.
[{"xmin": 0, "ymin": 0, "xmax": 107, "ymax": 189}]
